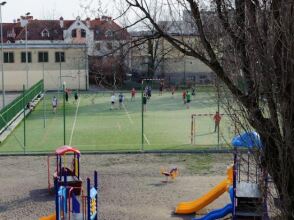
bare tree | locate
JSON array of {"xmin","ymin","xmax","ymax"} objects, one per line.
[
  {"xmin": 89, "ymin": 51, "xmax": 128, "ymax": 89},
  {"xmin": 130, "ymin": 31, "xmax": 177, "ymax": 79},
  {"xmin": 117, "ymin": 0, "xmax": 294, "ymax": 217}
]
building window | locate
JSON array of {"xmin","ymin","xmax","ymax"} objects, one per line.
[
  {"xmin": 38, "ymin": 52, "xmax": 49, "ymax": 62},
  {"xmin": 72, "ymin": 29, "xmax": 77, "ymax": 38},
  {"xmin": 105, "ymin": 30, "xmax": 113, "ymax": 37},
  {"xmin": 95, "ymin": 42, "xmax": 101, "ymax": 50},
  {"xmin": 41, "ymin": 29, "xmax": 50, "ymax": 37},
  {"xmin": 81, "ymin": 29, "xmax": 86, "ymax": 38},
  {"xmin": 106, "ymin": 42, "xmax": 112, "ymax": 50},
  {"xmin": 21, "ymin": 52, "xmax": 32, "ymax": 63},
  {"xmin": 4, "ymin": 52, "xmax": 14, "ymax": 63},
  {"xmin": 55, "ymin": 52, "xmax": 65, "ymax": 62}
]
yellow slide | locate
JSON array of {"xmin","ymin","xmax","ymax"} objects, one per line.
[
  {"xmin": 175, "ymin": 166, "xmax": 233, "ymax": 214},
  {"xmin": 39, "ymin": 213, "xmax": 56, "ymax": 220}
]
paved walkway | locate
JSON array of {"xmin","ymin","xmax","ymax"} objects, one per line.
[{"xmin": 0, "ymin": 92, "xmax": 21, "ymax": 110}]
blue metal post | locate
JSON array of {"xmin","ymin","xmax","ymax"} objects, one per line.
[
  {"xmin": 94, "ymin": 171, "xmax": 98, "ymax": 220},
  {"xmin": 87, "ymin": 178, "xmax": 91, "ymax": 220},
  {"xmin": 54, "ymin": 178, "xmax": 60, "ymax": 220}
]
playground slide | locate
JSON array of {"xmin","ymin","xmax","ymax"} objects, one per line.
[
  {"xmin": 175, "ymin": 179, "xmax": 229, "ymax": 214},
  {"xmin": 192, "ymin": 203, "xmax": 233, "ymax": 220},
  {"xmin": 39, "ymin": 213, "xmax": 56, "ymax": 220}
]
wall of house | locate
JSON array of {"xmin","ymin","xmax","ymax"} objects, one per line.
[
  {"xmin": 130, "ymin": 35, "xmax": 214, "ymax": 83},
  {"xmin": 1, "ymin": 46, "xmax": 88, "ymax": 91},
  {"xmin": 163, "ymin": 56, "xmax": 212, "ymax": 75},
  {"xmin": 63, "ymin": 18, "xmax": 94, "ymax": 55},
  {"xmin": 131, "ymin": 55, "xmax": 214, "ymax": 83}
]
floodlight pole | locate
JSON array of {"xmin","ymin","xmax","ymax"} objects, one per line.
[
  {"xmin": 0, "ymin": 1, "xmax": 6, "ymax": 108},
  {"xmin": 63, "ymin": 83, "xmax": 66, "ymax": 145},
  {"xmin": 141, "ymin": 80, "xmax": 144, "ymax": 152},
  {"xmin": 24, "ymin": 12, "xmax": 30, "ymax": 89},
  {"xmin": 59, "ymin": 52, "xmax": 62, "ymax": 92}
]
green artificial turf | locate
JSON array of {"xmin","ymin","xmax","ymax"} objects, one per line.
[{"xmin": 0, "ymin": 90, "xmax": 236, "ymax": 153}]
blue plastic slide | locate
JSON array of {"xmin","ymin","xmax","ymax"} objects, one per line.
[{"xmin": 192, "ymin": 203, "xmax": 233, "ymax": 220}]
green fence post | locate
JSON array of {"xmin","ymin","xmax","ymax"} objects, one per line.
[
  {"xmin": 42, "ymin": 80, "xmax": 46, "ymax": 128},
  {"xmin": 23, "ymin": 84, "xmax": 26, "ymax": 154},
  {"xmin": 141, "ymin": 80, "xmax": 144, "ymax": 152},
  {"xmin": 63, "ymin": 83, "xmax": 66, "ymax": 145},
  {"xmin": 42, "ymin": 64, "xmax": 46, "ymax": 129}
]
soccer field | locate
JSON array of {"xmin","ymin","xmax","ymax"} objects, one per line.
[{"xmin": 0, "ymin": 90, "xmax": 236, "ymax": 153}]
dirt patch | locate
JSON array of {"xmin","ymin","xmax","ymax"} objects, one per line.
[{"xmin": 0, "ymin": 153, "xmax": 233, "ymax": 220}]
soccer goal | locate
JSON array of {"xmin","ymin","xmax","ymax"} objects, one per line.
[{"xmin": 190, "ymin": 113, "xmax": 238, "ymax": 146}]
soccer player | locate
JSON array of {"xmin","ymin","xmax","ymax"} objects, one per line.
[
  {"xmin": 192, "ymin": 87, "xmax": 196, "ymax": 96},
  {"xmin": 65, "ymin": 89, "xmax": 69, "ymax": 102},
  {"xmin": 147, "ymin": 86, "xmax": 152, "ymax": 99},
  {"xmin": 74, "ymin": 90, "xmax": 79, "ymax": 103},
  {"xmin": 144, "ymin": 86, "xmax": 148, "ymax": 97},
  {"xmin": 52, "ymin": 96, "xmax": 58, "ymax": 113},
  {"xmin": 143, "ymin": 94, "xmax": 147, "ymax": 112},
  {"xmin": 110, "ymin": 93, "xmax": 116, "ymax": 110},
  {"xmin": 27, "ymin": 101, "xmax": 35, "ymax": 111},
  {"xmin": 213, "ymin": 111, "xmax": 222, "ymax": 132},
  {"xmin": 186, "ymin": 91, "xmax": 191, "ymax": 109},
  {"xmin": 159, "ymin": 81, "xmax": 164, "ymax": 96},
  {"xmin": 171, "ymin": 86, "xmax": 175, "ymax": 98},
  {"xmin": 131, "ymin": 88, "xmax": 136, "ymax": 101},
  {"xmin": 182, "ymin": 90, "xmax": 187, "ymax": 104},
  {"xmin": 119, "ymin": 92, "xmax": 124, "ymax": 109}
]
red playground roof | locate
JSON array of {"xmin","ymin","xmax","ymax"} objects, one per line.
[{"xmin": 55, "ymin": 146, "xmax": 80, "ymax": 155}]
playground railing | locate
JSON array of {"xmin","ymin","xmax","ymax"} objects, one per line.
[{"xmin": 0, "ymin": 80, "xmax": 44, "ymax": 132}]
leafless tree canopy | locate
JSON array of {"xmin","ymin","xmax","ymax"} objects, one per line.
[{"xmin": 115, "ymin": 0, "xmax": 294, "ymax": 217}]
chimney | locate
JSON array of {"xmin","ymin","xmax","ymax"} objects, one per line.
[
  {"xmin": 60, "ymin": 16, "xmax": 64, "ymax": 28},
  {"xmin": 86, "ymin": 17, "xmax": 90, "ymax": 28}
]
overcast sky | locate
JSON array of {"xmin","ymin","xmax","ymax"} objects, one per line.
[{"xmin": 2, "ymin": 0, "xmax": 115, "ymax": 22}]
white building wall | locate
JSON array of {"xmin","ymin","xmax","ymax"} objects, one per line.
[
  {"xmin": 2, "ymin": 70, "xmax": 87, "ymax": 91},
  {"xmin": 1, "ymin": 44, "xmax": 88, "ymax": 91}
]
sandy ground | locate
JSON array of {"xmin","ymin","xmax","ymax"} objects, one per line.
[{"xmin": 0, "ymin": 153, "xmax": 233, "ymax": 220}]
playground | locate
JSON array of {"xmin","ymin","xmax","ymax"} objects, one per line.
[
  {"xmin": 0, "ymin": 153, "xmax": 233, "ymax": 220},
  {"xmin": 0, "ymin": 83, "xmax": 277, "ymax": 220}
]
